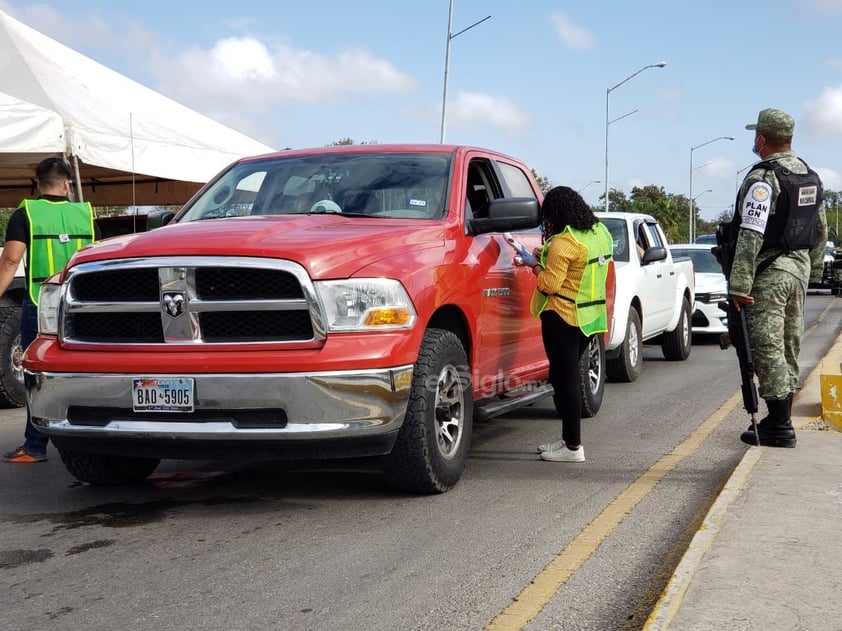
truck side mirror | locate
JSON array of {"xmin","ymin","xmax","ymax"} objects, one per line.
[
  {"xmin": 641, "ymin": 246, "xmax": 667, "ymax": 265},
  {"xmin": 146, "ymin": 210, "xmax": 175, "ymax": 230},
  {"xmin": 467, "ymin": 197, "xmax": 539, "ymax": 234}
]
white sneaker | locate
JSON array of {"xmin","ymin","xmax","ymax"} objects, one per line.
[
  {"xmin": 537, "ymin": 439, "xmax": 565, "ymax": 453},
  {"xmin": 540, "ymin": 445, "xmax": 585, "ymax": 462}
]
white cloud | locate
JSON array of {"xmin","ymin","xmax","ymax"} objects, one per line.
[
  {"xmin": 152, "ymin": 37, "xmax": 417, "ymax": 112},
  {"xmin": 549, "ymin": 12, "xmax": 595, "ymax": 51},
  {"xmin": 816, "ymin": 167, "xmax": 842, "ymax": 191},
  {"xmin": 809, "ymin": 0, "xmax": 842, "ymax": 14},
  {"xmin": 212, "ymin": 37, "xmax": 277, "ymax": 81},
  {"xmin": 803, "ymin": 85, "xmax": 842, "ymax": 136},
  {"xmin": 446, "ymin": 90, "xmax": 529, "ymax": 131},
  {"xmin": 3, "ymin": 2, "xmax": 161, "ymax": 57}
]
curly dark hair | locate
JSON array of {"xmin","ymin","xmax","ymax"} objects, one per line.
[{"xmin": 540, "ymin": 186, "xmax": 598, "ymax": 239}]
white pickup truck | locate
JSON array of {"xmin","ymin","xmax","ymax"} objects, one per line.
[{"xmin": 596, "ymin": 212, "xmax": 695, "ymax": 382}]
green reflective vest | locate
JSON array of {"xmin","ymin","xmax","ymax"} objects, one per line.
[
  {"xmin": 531, "ymin": 222, "xmax": 613, "ymax": 336},
  {"xmin": 21, "ymin": 198, "xmax": 95, "ymax": 304}
]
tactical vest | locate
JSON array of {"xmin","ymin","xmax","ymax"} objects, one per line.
[
  {"xmin": 755, "ymin": 159, "xmax": 823, "ymax": 253},
  {"xmin": 715, "ymin": 158, "xmax": 823, "ymax": 278},
  {"xmin": 21, "ymin": 198, "xmax": 96, "ymax": 304},
  {"xmin": 530, "ymin": 222, "xmax": 613, "ymax": 336}
]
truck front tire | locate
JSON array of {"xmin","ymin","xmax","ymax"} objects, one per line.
[
  {"xmin": 383, "ymin": 329, "xmax": 472, "ymax": 494},
  {"xmin": 607, "ymin": 308, "xmax": 642, "ymax": 383},
  {"xmin": 0, "ymin": 307, "xmax": 25, "ymax": 408},
  {"xmin": 661, "ymin": 297, "xmax": 692, "ymax": 361},
  {"xmin": 59, "ymin": 450, "xmax": 161, "ymax": 485}
]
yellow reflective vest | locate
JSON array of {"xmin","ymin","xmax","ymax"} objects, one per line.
[
  {"xmin": 21, "ymin": 198, "xmax": 96, "ymax": 304},
  {"xmin": 530, "ymin": 223, "xmax": 613, "ymax": 336}
]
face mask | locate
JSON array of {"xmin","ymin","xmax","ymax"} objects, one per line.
[{"xmin": 751, "ymin": 143, "xmax": 759, "ymax": 156}]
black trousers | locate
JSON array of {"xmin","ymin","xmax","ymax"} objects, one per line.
[{"xmin": 540, "ymin": 310, "xmax": 590, "ymax": 446}]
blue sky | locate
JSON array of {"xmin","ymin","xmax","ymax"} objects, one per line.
[{"xmin": 2, "ymin": 0, "xmax": 841, "ymax": 220}]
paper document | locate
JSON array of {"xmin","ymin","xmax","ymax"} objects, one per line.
[{"xmin": 503, "ymin": 232, "xmax": 537, "ymax": 267}]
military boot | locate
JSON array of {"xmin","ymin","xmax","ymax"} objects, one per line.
[
  {"xmin": 740, "ymin": 398, "xmax": 796, "ymax": 448},
  {"xmin": 745, "ymin": 392, "xmax": 793, "ymax": 433}
]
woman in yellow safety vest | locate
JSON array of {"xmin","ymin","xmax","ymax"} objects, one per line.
[{"xmin": 529, "ymin": 186, "xmax": 613, "ymax": 463}]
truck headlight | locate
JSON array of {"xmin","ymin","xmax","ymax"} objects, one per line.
[
  {"xmin": 315, "ymin": 279, "xmax": 416, "ymax": 332},
  {"xmin": 38, "ymin": 282, "xmax": 62, "ymax": 334},
  {"xmin": 705, "ymin": 291, "xmax": 728, "ymax": 304}
]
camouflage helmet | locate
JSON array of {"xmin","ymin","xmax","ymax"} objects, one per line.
[{"xmin": 746, "ymin": 108, "xmax": 794, "ymax": 137}]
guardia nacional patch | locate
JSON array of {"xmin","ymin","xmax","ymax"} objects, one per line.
[
  {"xmin": 797, "ymin": 185, "xmax": 818, "ymax": 207},
  {"xmin": 740, "ymin": 182, "xmax": 772, "ymax": 233}
]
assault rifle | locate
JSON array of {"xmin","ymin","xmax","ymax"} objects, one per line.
[{"xmin": 713, "ymin": 222, "xmax": 760, "ymax": 445}]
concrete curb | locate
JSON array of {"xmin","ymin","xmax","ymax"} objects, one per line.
[
  {"xmin": 819, "ymin": 328, "xmax": 842, "ymax": 431},
  {"xmin": 641, "ymin": 447, "xmax": 764, "ymax": 630},
  {"xmin": 644, "ymin": 323, "xmax": 839, "ymax": 628}
]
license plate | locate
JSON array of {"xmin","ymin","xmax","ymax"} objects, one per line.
[{"xmin": 132, "ymin": 377, "xmax": 194, "ymax": 413}]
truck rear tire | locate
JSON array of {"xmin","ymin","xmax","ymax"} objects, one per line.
[
  {"xmin": 383, "ymin": 329, "xmax": 472, "ymax": 494},
  {"xmin": 578, "ymin": 334, "xmax": 605, "ymax": 418},
  {"xmin": 59, "ymin": 450, "xmax": 160, "ymax": 485},
  {"xmin": 607, "ymin": 308, "xmax": 642, "ymax": 383},
  {"xmin": 661, "ymin": 297, "xmax": 692, "ymax": 361},
  {"xmin": 0, "ymin": 307, "xmax": 25, "ymax": 408}
]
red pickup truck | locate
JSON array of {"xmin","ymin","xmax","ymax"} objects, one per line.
[{"xmin": 25, "ymin": 144, "xmax": 614, "ymax": 493}]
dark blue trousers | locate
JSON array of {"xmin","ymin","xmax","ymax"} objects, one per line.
[{"xmin": 20, "ymin": 299, "xmax": 47, "ymax": 454}]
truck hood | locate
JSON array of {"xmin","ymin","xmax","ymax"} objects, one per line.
[{"xmin": 72, "ymin": 215, "xmax": 445, "ymax": 278}]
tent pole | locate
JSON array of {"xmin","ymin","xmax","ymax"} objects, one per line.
[{"xmin": 71, "ymin": 154, "xmax": 84, "ymax": 202}]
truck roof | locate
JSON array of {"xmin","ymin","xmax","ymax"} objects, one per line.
[
  {"xmin": 596, "ymin": 211, "xmax": 657, "ymax": 222},
  {"xmin": 237, "ymin": 143, "xmax": 527, "ymax": 164}
]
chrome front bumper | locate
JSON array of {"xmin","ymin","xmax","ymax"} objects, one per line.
[{"xmin": 27, "ymin": 366, "xmax": 414, "ymax": 443}]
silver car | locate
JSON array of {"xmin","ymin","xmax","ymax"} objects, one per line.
[{"xmin": 670, "ymin": 244, "xmax": 728, "ymax": 335}]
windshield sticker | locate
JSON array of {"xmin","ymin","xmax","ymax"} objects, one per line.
[
  {"xmin": 740, "ymin": 182, "xmax": 771, "ymax": 234},
  {"xmin": 409, "ymin": 198, "xmax": 427, "ymax": 208}
]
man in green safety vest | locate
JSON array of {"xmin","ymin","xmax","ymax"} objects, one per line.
[{"xmin": 0, "ymin": 157, "xmax": 97, "ymax": 463}]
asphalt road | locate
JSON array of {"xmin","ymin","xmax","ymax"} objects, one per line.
[{"xmin": 1, "ymin": 292, "xmax": 839, "ymax": 631}]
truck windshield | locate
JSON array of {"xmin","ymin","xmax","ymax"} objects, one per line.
[{"xmin": 177, "ymin": 152, "xmax": 451, "ymax": 222}]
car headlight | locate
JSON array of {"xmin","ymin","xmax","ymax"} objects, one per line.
[
  {"xmin": 703, "ymin": 291, "xmax": 728, "ymax": 304},
  {"xmin": 314, "ymin": 278, "xmax": 417, "ymax": 332},
  {"xmin": 38, "ymin": 282, "xmax": 62, "ymax": 334}
]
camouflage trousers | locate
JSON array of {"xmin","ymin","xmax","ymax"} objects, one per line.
[{"xmin": 744, "ymin": 271, "xmax": 806, "ymax": 400}]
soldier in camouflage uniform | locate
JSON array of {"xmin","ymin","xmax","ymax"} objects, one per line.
[{"xmin": 730, "ymin": 108, "xmax": 826, "ymax": 447}]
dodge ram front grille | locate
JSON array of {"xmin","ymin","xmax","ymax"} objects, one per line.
[{"xmin": 62, "ymin": 257, "xmax": 324, "ymax": 345}]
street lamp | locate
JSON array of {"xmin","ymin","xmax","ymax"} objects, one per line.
[
  {"xmin": 735, "ymin": 162, "xmax": 755, "ymax": 192},
  {"xmin": 440, "ymin": 0, "xmax": 491, "ymax": 143},
  {"xmin": 578, "ymin": 179, "xmax": 600, "ymax": 193},
  {"xmin": 604, "ymin": 61, "xmax": 667, "ymax": 211},
  {"xmin": 689, "ymin": 189, "xmax": 712, "ymax": 239},
  {"xmin": 689, "ymin": 136, "xmax": 734, "ymax": 241}
]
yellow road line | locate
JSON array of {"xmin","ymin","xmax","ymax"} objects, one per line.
[
  {"xmin": 642, "ymin": 445, "xmax": 763, "ymax": 630},
  {"xmin": 486, "ymin": 298, "xmax": 836, "ymax": 630},
  {"xmin": 486, "ymin": 392, "xmax": 742, "ymax": 630}
]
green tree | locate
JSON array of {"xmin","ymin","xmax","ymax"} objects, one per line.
[
  {"xmin": 0, "ymin": 209, "xmax": 12, "ymax": 245},
  {"xmin": 604, "ymin": 189, "xmax": 631, "ymax": 212},
  {"xmin": 531, "ymin": 169, "xmax": 551, "ymax": 194},
  {"xmin": 326, "ymin": 138, "xmax": 377, "ymax": 146}
]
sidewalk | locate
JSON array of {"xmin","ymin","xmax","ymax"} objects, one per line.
[{"xmin": 644, "ymin": 362, "xmax": 842, "ymax": 630}]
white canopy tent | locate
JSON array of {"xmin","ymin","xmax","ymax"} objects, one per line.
[{"xmin": 0, "ymin": 9, "xmax": 275, "ymax": 207}]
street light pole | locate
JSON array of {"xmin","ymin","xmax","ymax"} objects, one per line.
[
  {"xmin": 578, "ymin": 179, "xmax": 600, "ymax": 193},
  {"xmin": 735, "ymin": 162, "xmax": 755, "ymax": 192},
  {"xmin": 689, "ymin": 135, "xmax": 734, "ymax": 241},
  {"xmin": 604, "ymin": 61, "xmax": 667, "ymax": 212},
  {"xmin": 440, "ymin": 0, "xmax": 491, "ymax": 143}
]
